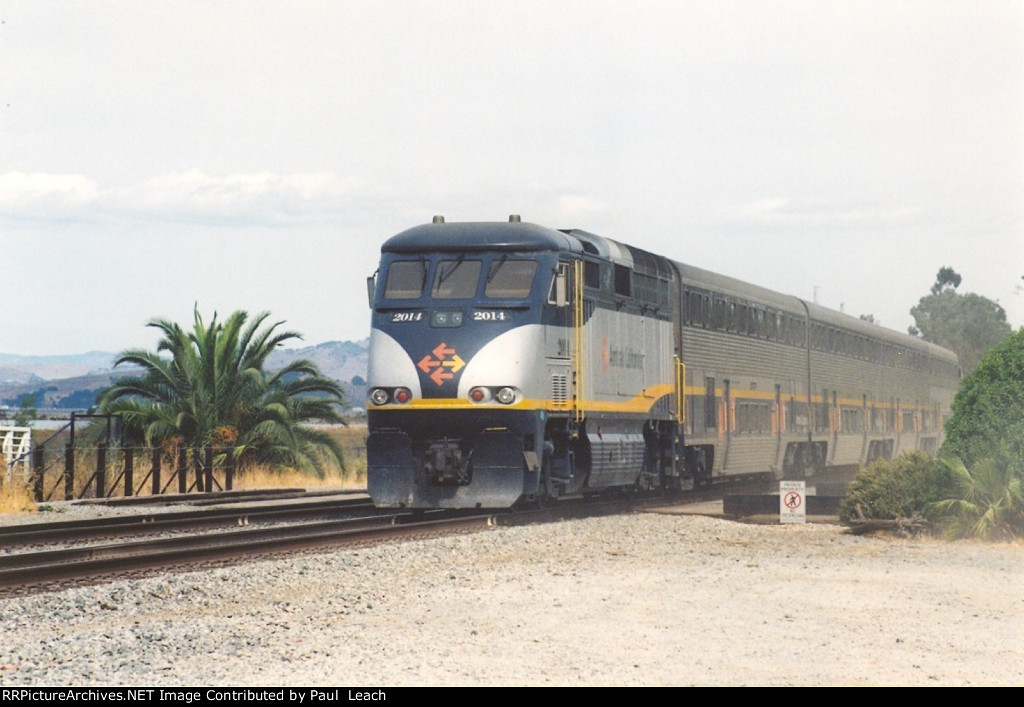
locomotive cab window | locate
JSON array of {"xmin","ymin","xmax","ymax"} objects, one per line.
[
  {"xmin": 383, "ymin": 260, "xmax": 428, "ymax": 299},
  {"xmin": 485, "ymin": 259, "xmax": 537, "ymax": 299},
  {"xmin": 432, "ymin": 259, "xmax": 481, "ymax": 299},
  {"xmin": 614, "ymin": 264, "xmax": 631, "ymax": 297}
]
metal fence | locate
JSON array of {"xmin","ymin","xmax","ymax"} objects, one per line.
[
  {"xmin": 4, "ymin": 413, "xmax": 363, "ymax": 501},
  {"xmin": 26, "ymin": 441, "xmax": 238, "ymax": 502}
]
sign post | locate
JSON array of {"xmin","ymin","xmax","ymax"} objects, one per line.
[{"xmin": 780, "ymin": 480, "xmax": 806, "ymax": 524}]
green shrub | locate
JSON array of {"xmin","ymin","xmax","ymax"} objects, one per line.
[
  {"xmin": 930, "ymin": 457, "xmax": 1024, "ymax": 541},
  {"xmin": 839, "ymin": 451, "xmax": 956, "ymax": 524},
  {"xmin": 942, "ymin": 328, "xmax": 1024, "ymax": 472}
]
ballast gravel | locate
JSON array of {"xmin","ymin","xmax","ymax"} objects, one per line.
[{"xmin": 0, "ymin": 508, "xmax": 1021, "ymax": 687}]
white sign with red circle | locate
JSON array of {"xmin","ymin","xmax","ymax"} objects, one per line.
[{"xmin": 780, "ymin": 481, "xmax": 806, "ymax": 524}]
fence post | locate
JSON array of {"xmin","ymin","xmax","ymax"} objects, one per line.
[
  {"xmin": 64, "ymin": 441, "xmax": 74, "ymax": 500},
  {"xmin": 124, "ymin": 447, "xmax": 134, "ymax": 497},
  {"xmin": 193, "ymin": 447, "xmax": 205, "ymax": 493},
  {"xmin": 151, "ymin": 448, "xmax": 161, "ymax": 496},
  {"xmin": 225, "ymin": 446, "xmax": 234, "ymax": 491},
  {"xmin": 95, "ymin": 442, "xmax": 106, "ymax": 499},
  {"xmin": 32, "ymin": 445, "xmax": 45, "ymax": 502},
  {"xmin": 204, "ymin": 445, "xmax": 213, "ymax": 492},
  {"xmin": 177, "ymin": 444, "xmax": 187, "ymax": 494}
]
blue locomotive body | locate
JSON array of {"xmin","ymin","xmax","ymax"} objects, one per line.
[{"xmin": 366, "ymin": 219, "xmax": 590, "ymax": 508}]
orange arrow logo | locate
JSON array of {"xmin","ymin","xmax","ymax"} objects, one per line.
[{"xmin": 420, "ymin": 343, "xmax": 466, "ymax": 386}]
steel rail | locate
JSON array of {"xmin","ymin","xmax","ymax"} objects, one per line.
[
  {"xmin": 0, "ymin": 513, "xmax": 495, "ymax": 591},
  {"xmin": 0, "ymin": 495, "xmax": 376, "ymax": 546}
]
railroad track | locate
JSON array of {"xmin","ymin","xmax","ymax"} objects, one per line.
[
  {"xmin": 0, "ymin": 511, "xmax": 496, "ymax": 596},
  {"xmin": 0, "ymin": 481, "xmax": 757, "ymax": 597},
  {"xmin": 0, "ymin": 493, "xmax": 379, "ymax": 547}
]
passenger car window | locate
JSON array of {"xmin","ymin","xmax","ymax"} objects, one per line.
[{"xmin": 432, "ymin": 259, "xmax": 481, "ymax": 299}]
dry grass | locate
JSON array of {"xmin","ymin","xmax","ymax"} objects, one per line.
[
  {"xmin": 232, "ymin": 462, "xmax": 364, "ymax": 491},
  {"xmin": 0, "ymin": 480, "xmax": 36, "ymax": 514},
  {"xmin": 203, "ymin": 423, "xmax": 369, "ymax": 492},
  {"xmin": 323, "ymin": 423, "xmax": 368, "ymax": 453},
  {"xmin": 0, "ymin": 450, "xmax": 37, "ymax": 513}
]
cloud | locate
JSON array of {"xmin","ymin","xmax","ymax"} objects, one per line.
[
  {"xmin": 742, "ymin": 198, "xmax": 793, "ymax": 217},
  {"xmin": 552, "ymin": 193, "xmax": 610, "ymax": 221},
  {"xmin": 0, "ymin": 170, "xmax": 376, "ymax": 226},
  {"xmin": 0, "ymin": 172, "xmax": 100, "ymax": 219},
  {"xmin": 733, "ymin": 196, "xmax": 922, "ymax": 229},
  {"xmin": 109, "ymin": 170, "xmax": 373, "ymax": 225}
]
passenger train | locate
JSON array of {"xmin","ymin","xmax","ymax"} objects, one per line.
[{"xmin": 364, "ymin": 216, "xmax": 960, "ymax": 509}]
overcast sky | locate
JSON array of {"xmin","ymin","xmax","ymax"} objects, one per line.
[{"xmin": 1, "ymin": 1, "xmax": 1021, "ymax": 357}]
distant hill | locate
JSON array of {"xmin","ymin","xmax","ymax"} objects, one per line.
[
  {"xmin": 0, "ymin": 340, "xmax": 369, "ymax": 412},
  {"xmin": 0, "ymin": 370, "xmax": 131, "ymax": 411},
  {"xmin": 265, "ymin": 339, "xmax": 369, "ymax": 386},
  {"xmin": 0, "ymin": 351, "xmax": 118, "ymax": 385}
]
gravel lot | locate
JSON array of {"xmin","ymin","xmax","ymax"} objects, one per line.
[{"xmin": 1, "ymin": 506, "xmax": 1022, "ymax": 687}]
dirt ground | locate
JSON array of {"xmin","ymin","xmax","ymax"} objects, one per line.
[{"xmin": 1, "ymin": 509, "xmax": 1021, "ymax": 686}]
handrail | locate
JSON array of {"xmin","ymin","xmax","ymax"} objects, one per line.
[
  {"xmin": 572, "ymin": 259, "xmax": 585, "ymax": 422},
  {"xmin": 675, "ymin": 357, "xmax": 686, "ymax": 425}
]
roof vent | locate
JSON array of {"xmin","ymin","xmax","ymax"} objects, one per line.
[
  {"xmin": 432, "ymin": 215, "xmax": 445, "ymax": 224},
  {"xmin": 508, "ymin": 214, "xmax": 521, "ymax": 223}
]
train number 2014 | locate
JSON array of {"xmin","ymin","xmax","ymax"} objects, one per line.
[
  {"xmin": 473, "ymin": 310, "xmax": 508, "ymax": 322},
  {"xmin": 390, "ymin": 311, "xmax": 423, "ymax": 322}
]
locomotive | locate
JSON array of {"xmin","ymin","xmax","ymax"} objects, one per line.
[{"xmin": 364, "ymin": 216, "xmax": 960, "ymax": 509}]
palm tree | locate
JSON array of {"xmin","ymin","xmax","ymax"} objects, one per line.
[
  {"xmin": 931, "ymin": 457, "xmax": 1024, "ymax": 540},
  {"xmin": 98, "ymin": 307, "xmax": 347, "ymax": 476}
]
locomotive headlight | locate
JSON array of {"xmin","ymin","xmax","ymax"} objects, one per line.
[
  {"xmin": 496, "ymin": 387, "xmax": 516, "ymax": 404},
  {"xmin": 369, "ymin": 388, "xmax": 390, "ymax": 406},
  {"xmin": 393, "ymin": 387, "xmax": 412, "ymax": 404}
]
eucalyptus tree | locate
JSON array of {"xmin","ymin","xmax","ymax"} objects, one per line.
[
  {"xmin": 98, "ymin": 307, "xmax": 347, "ymax": 476},
  {"xmin": 909, "ymin": 267, "xmax": 1011, "ymax": 374}
]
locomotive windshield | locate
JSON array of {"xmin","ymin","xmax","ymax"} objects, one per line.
[
  {"xmin": 383, "ymin": 260, "xmax": 428, "ymax": 299},
  {"xmin": 485, "ymin": 259, "xmax": 538, "ymax": 298},
  {"xmin": 380, "ymin": 255, "xmax": 540, "ymax": 302},
  {"xmin": 432, "ymin": 258, "xmax": 482, "ymax": 299}
]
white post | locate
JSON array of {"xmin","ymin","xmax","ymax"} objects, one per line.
[{"xmin": 1, "ymin": 427, "xmax": 33, "ymax": 484}]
